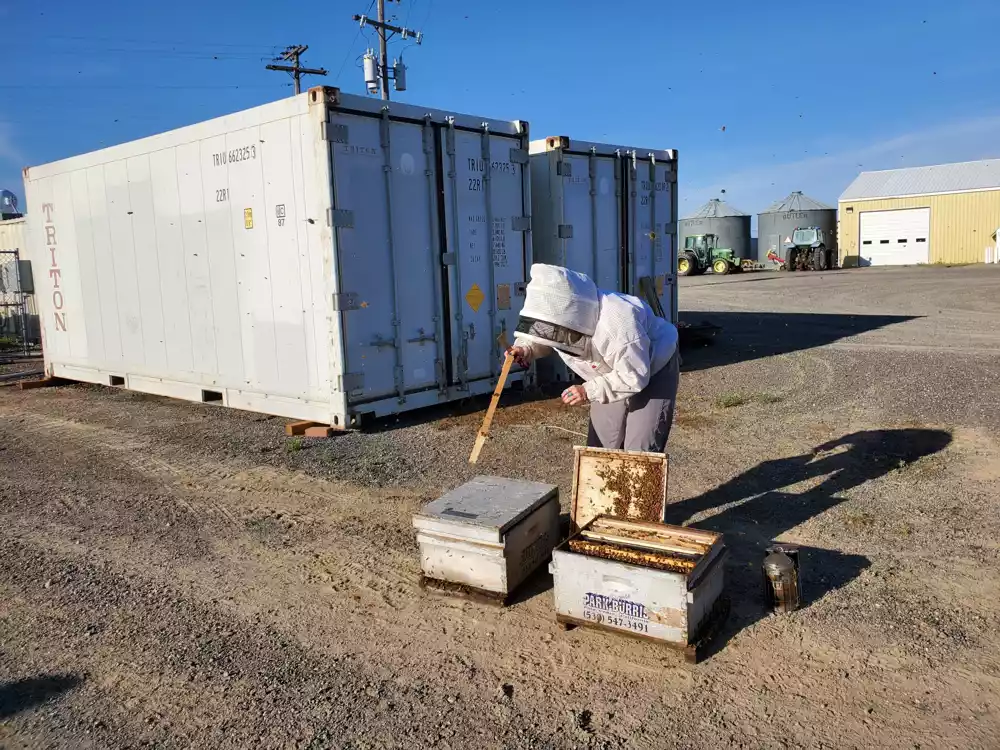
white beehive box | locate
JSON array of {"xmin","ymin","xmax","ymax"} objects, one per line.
[
  {"xmin": 413, "ymin": 476, "xmax": 559, "ymax": 600},
  {"xmin": 550, "ymin": 517, "xmax": 727, "ymax": 661}
]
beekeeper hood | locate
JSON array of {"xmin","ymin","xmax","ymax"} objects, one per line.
[{"xmin": 515, "ymin": 264, "xmax": 600, "ymax": 356}]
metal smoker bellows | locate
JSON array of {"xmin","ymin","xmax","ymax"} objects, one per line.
[{"xmin": 762, "ymin": 544, "xmax": 801, "ymax": 613}]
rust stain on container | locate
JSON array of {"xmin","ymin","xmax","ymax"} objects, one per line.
[
  {"xmin": 595, "ymin": 460, "xmax": 665, "ymax": 522},
  {"xmin": 568, "ymin": 538, "xmax": 697, "ymax": 574},
  {"xmin": 649, "ymin": 606, "xmax": 686, "ymax": 628}
]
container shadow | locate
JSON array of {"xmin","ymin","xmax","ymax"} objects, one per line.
[
  {"xmin": 678, "ymin": 311, "xmax": 919, "ymax": 372},
  {"xmin": 0, "ymin": 673, "xmax": 83, "ymax": 719},
  {"xmin": 664, "ymin": 428, "xmax": 952, "ymax": 658},
  {"xmin": 360, "ymin": 382, "xmax": 553, "ymax": 434}
]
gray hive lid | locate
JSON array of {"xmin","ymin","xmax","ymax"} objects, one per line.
[
  {"xmin": 684, "ymin": 198, "xmax": 748, "ymax": 219},
  {"xmin": 413, "ymin": 476, "xmax": 558, "ymax": 541},
  {"xmin": 760, "ymin": 191, "xmax": 833, "ymax": 213}
]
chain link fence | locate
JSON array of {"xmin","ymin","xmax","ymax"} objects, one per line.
[{"xmin": 0, "ymin": 249, "xmax": 38, "ymax": 355}]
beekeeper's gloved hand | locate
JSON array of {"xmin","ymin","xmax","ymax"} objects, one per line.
[{"xmin": 506, "ymin": 345, "xmax": 533, "ymax": 368}]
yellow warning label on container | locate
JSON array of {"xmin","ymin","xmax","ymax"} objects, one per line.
[
  {"xmin": 244, "ymin": 208, "xmax": 254, "ymax": 229},
  {"xmin": 465, "ymin": 283, "xmax": 485, "ymax": 312}
]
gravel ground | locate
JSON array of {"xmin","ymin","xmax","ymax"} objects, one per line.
[{"xmin": 1, "ymin": 266, "xmax": 999, "ymax": 748}]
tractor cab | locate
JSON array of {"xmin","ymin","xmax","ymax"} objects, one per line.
[
  {"xmin": 791, "ymin": 228, "xmax": 824, "ymax": 248},
  {"xmin": 685, "ymin": 234, "xmax": 718, "ymax": 254},
  {"xmin": 783, "ymin": 227, "xmax": 835, "ymax": 271}
]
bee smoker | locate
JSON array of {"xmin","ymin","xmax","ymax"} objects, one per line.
[{"xmin": 762, "ymin": 543, "xmax": 801, "ymax": 613}]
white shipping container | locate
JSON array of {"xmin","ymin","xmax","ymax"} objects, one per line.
[
  {"xmin": 529, "ymin": 136, "xmax": 678, "ymax": 315},
  {"xmin": 529, "ymin": 137, "xmax": 678, "ymax": 383},
  {"xmin": 23, "ymin": 87, "xmax": 533, "ymax": 426}
]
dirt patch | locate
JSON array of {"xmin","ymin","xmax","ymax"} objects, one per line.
[{"xmin": 3, "ymin": 268, "xmax": 1000, "ymax": 747}]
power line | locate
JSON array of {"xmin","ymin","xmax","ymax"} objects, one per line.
[
  {"xmin": 336, "ymin": 0, "xmax": 376, "ymax": 81},
  {"xmin": 265, "ymin": 45, "xmax": 328, "ymax": 95},
  {"xmin": 38, "ymin": 34, "xmax": 281, "ymax": 52},
  {"xmin": 0, "ymin": 83, "xmax": 288, "ymax": 90}
]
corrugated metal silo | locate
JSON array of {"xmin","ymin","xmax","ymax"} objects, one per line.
[
  {"xmin": 680, "ymin": 198, "xmax": 752, "ymax": 261},
  {"xmin": 757, "ymin": 191, "xmax": 838, "ymax": 267}
]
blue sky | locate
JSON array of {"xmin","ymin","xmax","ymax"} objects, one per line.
[{"xmin": 2, "ymin": 0, "xmax": 999, "ymax": 227}]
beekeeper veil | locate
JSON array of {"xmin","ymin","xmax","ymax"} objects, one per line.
[{"xmin": 515, "ymin": 264, "xmax": 600, "ymax": 356}]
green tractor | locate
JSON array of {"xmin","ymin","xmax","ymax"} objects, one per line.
[
  {"xmin": 678, "ymin": 234, "xmax": 742, "ymax": 276},
  {"xmin": 783, "ymin": 227, "xmax": 837, "ymax": 272}
]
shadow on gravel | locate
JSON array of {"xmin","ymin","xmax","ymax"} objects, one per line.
[
  {"xmin": 357, "ymin": 383, "xmax": 555, "ymax": 434},
  {"xmin": 664, "ymin": 428, "xmax": 952, "ymax": 658},
  {"xmin": 0, "ymin": 674, "xmax": 83, "ymax": 718},
  {"xmin": 678, "ymin": 311, "xmax": 919, "ymax": 372}
]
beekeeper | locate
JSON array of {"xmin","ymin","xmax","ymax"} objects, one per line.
[{"xmin": 509, "ymin": 264, "xmax": 680, "ymax": 453}]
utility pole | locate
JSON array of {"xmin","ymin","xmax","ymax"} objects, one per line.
[
  {"xmin": 377, "ymin": 0, "xmax": 390, "ymax": 100},
  {"xmin": 353, "ymin": 1, "xmax": 422, "ymax": 100},
  {"xmin": 266, "ymin": 45, "xmax": 328, "ymax": 95}
]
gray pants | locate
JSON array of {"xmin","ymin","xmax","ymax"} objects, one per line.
[{"xmin": 587, "ymin": 353, "xmax": 680, "ymax": 453}]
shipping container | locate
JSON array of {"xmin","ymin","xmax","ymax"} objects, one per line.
[
  {"xmin": 528, "ymin": 137, "xmax": 678, "ymax": 383},
  {"xmin": 23, "ymin": 87, "xmax": 533, "ymax": 426},
  {"xmin": 529, "ymin": 136, "xmax": 678, "ymax": 316}
]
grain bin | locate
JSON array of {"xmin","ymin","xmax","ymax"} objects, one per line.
[
  {"xmin": 679, "ymin": 198, "xmax": 751, "ymax": 262},
  {"xmin": 757, "ymin": 192, "xmax": 837, "ymax": 267},
  {"xmin": 23, "ymin": 87, "xmax": 533, "ymax": 427}
]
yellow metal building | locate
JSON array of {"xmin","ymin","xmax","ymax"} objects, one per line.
[{"xmin": 838, "ymin": 159, "xmax": 1000, "ymax": 267}]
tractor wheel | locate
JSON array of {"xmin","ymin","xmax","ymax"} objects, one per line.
[
  {"xmin": 712, "ymin": 258, "xmax": 731, "ymax": 275},
  {"xmin": 814, "ymin": 247, "xmax": 827, "ymax": 271},
  {"xmin": 785, "ymin": 249, "xmax": 797, "ymax": 271},
  {"xmin": 678, "ymin": 253, "xmax": 697, "ymax": 277}
]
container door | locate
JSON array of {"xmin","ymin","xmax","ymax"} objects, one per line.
[
  {"xmin": 328, "ymin": 110, "xmax": 445, "ymax": 404},
  {"xmin": 559, "ymin": 151, "xmax": 622, "ymax": 292},
  {"xmin": 624, "ymin": 153, "xmax": 677, "ymax": 321},
  {"xmin": 439, "ymin": 123, "xmax": 529, "ymax": 386}
]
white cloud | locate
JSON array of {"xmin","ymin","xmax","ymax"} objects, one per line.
[
  {"xmin": 0, "ymin": 122, "xmax": 24, "ymax": 165},
  {"xmin": 682, "ymin": 115, "xmax": 1000, "ymax": 223}
]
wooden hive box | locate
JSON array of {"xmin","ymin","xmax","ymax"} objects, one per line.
[
  {"xmin": 550, "ymin": 516, "xmax": 727, "ymax": 659},
  {"xmin": 412, "ymin": 476, "xmax": 559, "ymax": 601}
]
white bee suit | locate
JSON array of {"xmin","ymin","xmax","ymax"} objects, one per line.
[{"xmin": 514, "ymin": 264, "xmax": 680, "ymax": 452}]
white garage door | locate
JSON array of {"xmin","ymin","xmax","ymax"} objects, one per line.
[{"xmin": 859, "ymin": 208, "xmax": 930, "ymax": 266}]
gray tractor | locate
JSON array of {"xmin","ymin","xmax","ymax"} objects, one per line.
[{"xmin": 784, "ymin": 227, "xmax": 837, "ymax": 272}]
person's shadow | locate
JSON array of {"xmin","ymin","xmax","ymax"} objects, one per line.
[{"xmin": 665, "ymin": 428, "xmax": 952, "ymax": 654}]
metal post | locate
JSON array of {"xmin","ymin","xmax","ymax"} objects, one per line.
[
  {"xmin": 480, "ymin": 124, "xmax": 498, "ymax": 377},
  {"xmin": 379, "ymin": 108, "xmax": 405, "ymax": 403},
  {"xmin": 446, "ymin": 119, "xmax": 467, "ymax": 388},
  {"xmin": 423, "ymin": 116, "xmax": 447, "ymax": 391},
  {"xmin": 589, "ymin": 149, "xmax": 600, "ymax": 282}
]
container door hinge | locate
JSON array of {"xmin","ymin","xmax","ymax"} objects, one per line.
[
  {"xmin": 556, "ymin": 161, "xmax": 572, "ymax": 177},
  {"xmin": 664, "ymin": 221, "xmax": 677, "ymax": 234},
  {"xmin": 557, "ymin": 224, "xmax": 574, "ymax": 239},
  {"xmin": 332, "ymin": 292, "xmax": 360, "ymax": 311},
  {"xmin": 511, "ymin": 216, "xmax": 531, "ymax": 232},
  {"xmin": 509, "ymin": 148, "xmax": 529, "ymax": 165},
  {"xmin": 441, "ymin": 252, "xmax": 457, "ymax": 266},
  {"xmin": 322, "ymin": 122, "xmax": 349, "ymax": 144},
  {"xmin": 327, "ymin": 209, "xmax": 354, "ymax": 228},
  {"xmin": 338, "ymin": 372, "xmax": 364, "ymax": 392}
]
